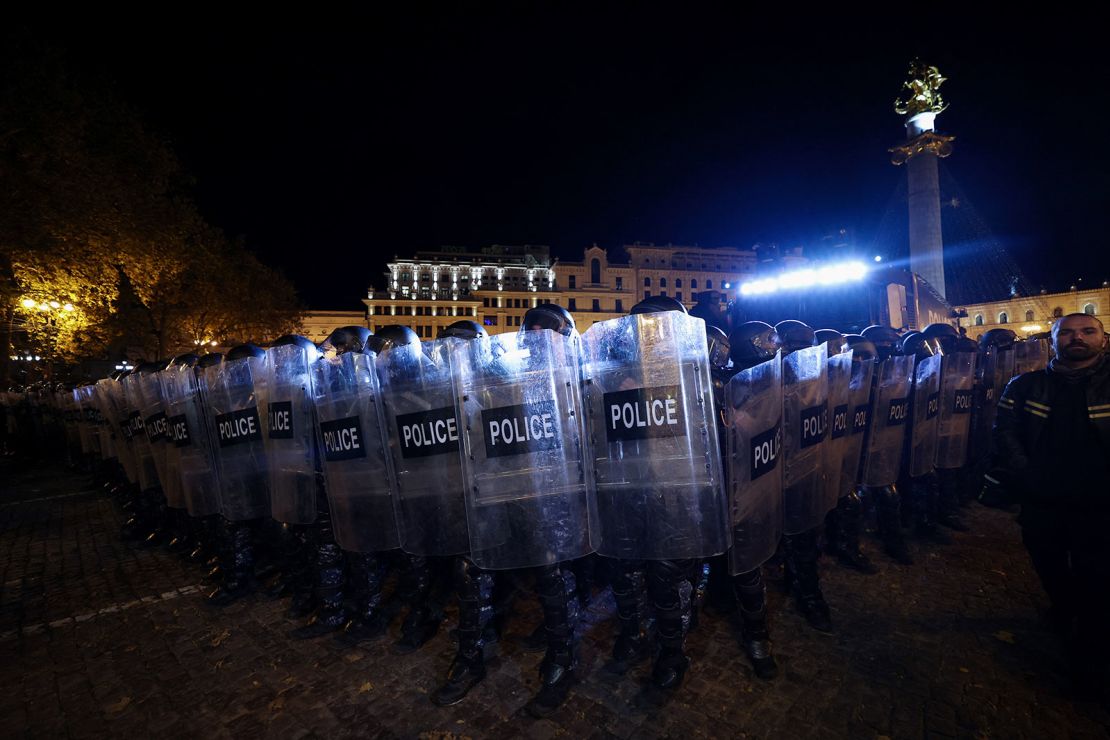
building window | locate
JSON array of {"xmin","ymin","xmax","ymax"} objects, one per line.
[
  {"xmin": 591, "ymin": 258, "xmax": 601, "ymax": 284},
  {"xmin": 999, "ymin": 312, "xmax": 1008, "ymax": 324},
  {"xmin": 660, "ymin": 277, "xmax": 667, "ymax": 288},
  {"xmin": 615, "ymin": 277, "xmax": 623, "ymax": 291},
  {"xmin": 644, "ymin": 291, "xmax": 651, "ymax": 299},
  {"xmin": 1084, "ymin": 302, "xmax": 1097, "ymax": 315},
  {"xmin": 644, "ymin": 277, "xmax": 651, "ymax": 287},
  {"xmin": 569, "ymin": 275, "xmax": 576, "ymax": 289},
  {"xmin": 1025, "ymin": 310, "xmax": 1035, "ymax": 322},
  {"xmin": 1052, "ymin": 307, "xmax": 1063, "ymax": 318},
  {"xmin": 660, "ymin": 290, "xmax": 668, "ymax": 297},
  {"xmin": 676, "ymin": 292, "xmax": 683, "ymax": 302},
  {"xmin": 615, "ymin": 299, "xmax": 623, "ymax": 313},
  {"xmin": 974, "ymin": 314, "xmax": 983, "ymax": 326},
  {"xmin": 691, "ymin": 279, "xmax": 697, "ymax": 289},
  {"xmin": 675, "ymin": 279, "xmax": 682, "ymax": 288},
  {"xmin": 484, "ymin": 317, "xmax": 497, "ymax": 326},
  {"xmin": 483, "ymin": 297, "xmax": 490, "ymax": 307},
  {"xmin": 706, "ymin": 280, "xmax": 713, "ymax": 289},
  {"xmin": 568, "ymin": 298, "xmax": 577, "ymax": 311},
  {"xmin": 592, "ymin": 299, "xmax": 600, "ymax": 312}
]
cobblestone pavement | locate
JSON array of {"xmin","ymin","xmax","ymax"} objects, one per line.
[{"xmin": 1, "ymin": 459, "xmax": 1108, "ymax": 739}]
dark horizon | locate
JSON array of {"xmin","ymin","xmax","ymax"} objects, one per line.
[{"xmin": 20, "ymin": 11, "xmax": 1110, "ymax": 309}]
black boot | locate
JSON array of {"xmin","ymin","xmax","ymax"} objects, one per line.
[
  {"xmin": 829, "ymin": 491, "xmax": 879, "ymax": 574},
  {"xmin": 733, "ymin": 568, "xmax": 777, "ymax": 679},
  {"xmin": 526, "ymin": 565, "xmax": 579, "ymax": 717},
  {"xmin": 606, "ymin": 560, "xmax": 649, "ymax": 675},
  {"xmin": 912, "ymin": 475, "xmax": 950, "ymax": 543},
  {"xmin": 394, "ymin": 555, "xmax": 442, "ymax": 654},
  {"xmin": 648, "ymin": 559, "xmax": 696, "ymax": 690},
  {"xmin": 207, "ymin": 519, "xmax": 257, "ymax": 606},
  {"xmin": 432, "ymin": 558, "xmax": 494, "ymax": 706},
  {"xmin": 876, "ymin": 485, "xmax": 913, "ymax": 565},
  {"xmin": 936, "ymin": 468, "xmax": 970, "ymax": 532},
  {"xmin": 783, "ymin": 531, "xmax": 832, "ymax": 632},
  {"xmin": 338, "ymin": 552, "xmax": 388, "ymax": 644},
  {"xmin": 290, "ymin": 542, "xmax": 348, "ymax": 639}
]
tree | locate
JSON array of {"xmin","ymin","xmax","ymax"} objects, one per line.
[{"xmin": 1, "ymin": 31, "xmax": 301, "ymax": 377}]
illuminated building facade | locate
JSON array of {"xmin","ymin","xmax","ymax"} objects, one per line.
[
  {"xmin": 298, "ymin": 309, "xmax": 369, "ymax": 344},
  {"xmin": 955, "ymin": 285, "xmax": 1109, "ymax": 341},
  {"xmin": 364, "ymin": 245, "xmax": 559, "ymax": 337}
]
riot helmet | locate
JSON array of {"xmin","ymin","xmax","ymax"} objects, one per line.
[
  {"xmin": 438, "ymin": 320, "xmax": 487, "ymax": 341},
  {"xmin": 843, "ymin": 334, "xmax": 878, "ymax": 363},
  {"xmin": 898, "ymin": 331, "xmax": 933, "ymax": 360},
  {"xmin": 705, "ymin": 325, "xmax": 731, "ymax": 370},
  {"xmin": 630, "ymin": 295, "xmax": 688, "ymax": 316},
  {"xmin": 270, "ymin": 334, "xmax": 317, "ymax": 352},
  {"xmin": 322, "ymin": 325, "xmax": 372, "ymax": 356},
  {"xmin": 167, "ymin": 353, "xmax": 200, "ymax": 369},
  {"xmin": 728, "ymin": 321, "xmax": 781, "ymax": 367},
  {"xmin": 774, "ymin": 320, "xmax": 815, "ymax": 354},
  {"xmin": 955, "ymin": 337, "xmax": 979, "ymax": 354},
  {"xmin": 225, "ymin": 343, "xmax": 266, "ymax": 362},
  {"xmin": 521, "ymin": 303, "xmax": 576, "ymax": 336},
  {"xmin": 197, "ymin": 353, "xmax": 224, "ymax": 370},
  {"xmin": 922, "ymin": 322, "xmax": 960, "ymax": 355},
  {"xmin": 862, "ymin": 325, "xmax": 901, "ymax": 361},
  {"xmin": 367, "ymin": 325, "xmax": 420, "ymax": 355},
  {"xmin": 978, "ymin": 328, "xmax": 1016, "ymax": 350},
  {"xmin": 134, "ymin": 361, "xmax": 165, "ymax": 376},
  {"xmin": 814, "ymin": 328, "xmax": 847, "ymax": 356}
]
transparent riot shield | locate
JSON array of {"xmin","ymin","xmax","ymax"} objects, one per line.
[
  {"xmin": 934, "ymin": 352, "xmax": 977, "ymax": 470},
  {"xmin": 860, "ymin": 355, "xmax": 915, "ymax": 488},
  {"xmin": 312, "ymin": 350, "xmax": 398, "ymax": 553},
  {"xmin": 724, "ymin": 354, "xmax": 783, "ymax": 575},
  {"xmin": 378, "ymin": 339, "xmax": 469, "ymax": 557},
  {"xmin": 581, "ymin": 312, "xmax": 728, "ymax": 561},
  {"xmin": 822, "ymin": 350, "xmax": 855, "ymax": 511},
  {"xmin": 74, "ymin": 385, "xmax": 104, "ymax": 460},
  {"xmin": 968, "ymin": 349, "xmax": 1001, "ymax": 463},
  {"xmin": 997, "ymin": 347, "xmax": 1016, "ymax": 385},
  {"xmin": 837, "ymin": 356, "xmax": 876, "ymax": 497},
  {"xmin": 137, "ymin": 370, "xmax": 184, "ymax": 509},
  {"xmin": 263, "ymin": 344, "xmax": 320, "ymax": 525},
  {"xmin": 454, "ymin": 330, "xmax": 594, "ymax": 571},
  {"xmin": 121, "ymin": 374, "xmax": 160, "ymax": 492},
  {"xmin": 908, "ymin": 353, "xmax": 943, "ymax": 478},
  {"xmin": 1014, "ymin": 339, "xmax": 1050, "ymax": 375},
  {"xmin": 160, "ymin": 364, "xmax": 222, "ymax": 518},
  {"xmin": 204, "ymin": 356, "xmax": 270, "ymax": 521},
  {"xmin": 782, "ymin": 344, "xmax": 829, "ymax": 535},
  {"xmin": 96, "ymin": 379, "xmax": 136, "ymax": 482}
]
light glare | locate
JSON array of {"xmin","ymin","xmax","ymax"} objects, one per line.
[{"xmin": 739, "ymin": 261, "xmax": 869, "ymax": 296}]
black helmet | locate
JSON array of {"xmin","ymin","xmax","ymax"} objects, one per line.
[
  {"xmin": 774, "ymin": 320, "xmax": 815, "ymax": 354},
  {"xmin": 898, "ymin": 331, "xmax": 933, "ymax": 360},
  {"xmin": 225, "ymin": 343, "xmax": 266, "ymax": 362},
  {"xmin": 197, "ymin": 352, "xmax": 224, "ymax": 370},
  {"xmin": 270, "ymin": 334, "xmax": 317, "ymax": 352},
  {"xmin": 814, "ymin": 328, "xmax": 847, "ymax": 356},
  {"xmin": 705, "ymin": 325, "xmax": 730, "ymax": 369},
  {"xmin": 367, "ymin": 325, "xmax": 421, "ymax": 355},
  {"xmin": 728, "ymin": 321, "xmax": 781, "ymax": 366},
  {"xmin": 921, "ymin": 322, "xmax": 960, "ymax": 355},
  {"xmin": 978, "ymin": 328, "xmax": 1016, "ymax": 350},
  {"xmin": 134, "ymin": 361, "xmax": 165, "ymax": 376},
  {"xmin": 955, "ymin": 337, "xmax": 979, "ymax": 354},
  {"xmin": 630, "ymin": 295, "xmax": 688, "ymax": 315},
  {"xmin": 167, "ymin": 353, "xmax": 200, "ymax": 369},
  {"xmin": 522, "ymin": 303, "xmax": 576, "ymax": 336},
  {"xmin": 438, "ymin": 320, "xmax": 487, "ymax": 341},
  {"xmin": 322, "ymin": 325, "xmax": 372, "ymax": 355},
  {"xmin": 844, "ymin": 334, "xmax": 878, "ymax": 362},
  {"xmin": 862, "ymin": 325, "xmax": 901, "ymax": 361}
]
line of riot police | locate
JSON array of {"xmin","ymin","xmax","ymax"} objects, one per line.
[{"xmin": 0, "ymin": 307, "xmax": 1051, "ymax": 717}]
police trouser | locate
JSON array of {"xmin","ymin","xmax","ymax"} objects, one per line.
[
  {"xmin": 611, "ymin": 558, "xmax": 697, "ymax": 652},
  {"xmin": 534, "ymin": 563, "xmax": 580, "ymax": 668},
  {"xmin": 454, "ymin": 557, "xmax": 496, "ymax": 664}
]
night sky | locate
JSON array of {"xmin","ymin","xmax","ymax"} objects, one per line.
[{"xmin": 23, "ymin": 10, "xmax": 1110, "ymax": 308}]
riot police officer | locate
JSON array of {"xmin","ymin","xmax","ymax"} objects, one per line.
[
  {"xmin": 922, "ymin": 323, "xmax": 974, "ymax": 532},
  {"xmin": 718, "ymin": 320, "xmax": 783, "ymax": 678},
  {"xmin": 775, "ymin": 319, "xmax": 833, "ymax": 632},
  {"xmin": 860, "ymin": 325, "xmax": 914, "ymax": 564},
  {"xmin": 824, "ymin": 333, "xmax": 880, "ymax": 573}
]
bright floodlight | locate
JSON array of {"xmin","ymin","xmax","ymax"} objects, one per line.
[
  {"xmin": 739, "ymin": 261, "xmax": 869, "ymax": 296},
  {"xmin": 874, "ymin": 255, "xmax": 883, "ymax": 262}
]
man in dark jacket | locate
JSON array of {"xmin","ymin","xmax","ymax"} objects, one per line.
[{"xmin": 990, "ymin": 312, "xmax": 1110, "ymax": 699}]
